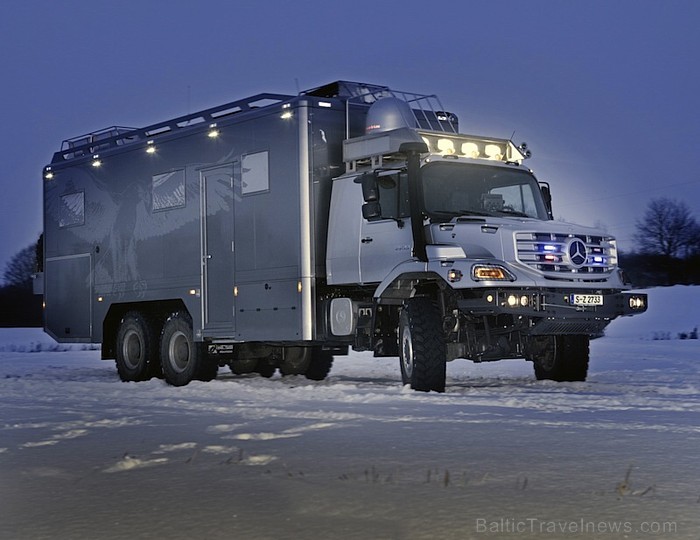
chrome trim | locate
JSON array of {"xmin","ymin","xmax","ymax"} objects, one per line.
[{"xmin": 298, "ymin": 102, "xmax": 314, "ymax": 340}]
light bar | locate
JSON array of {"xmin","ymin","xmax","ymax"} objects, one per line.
[{"xmin": 419, "ymin": 131, "xmax": 529, "ymax": 163}]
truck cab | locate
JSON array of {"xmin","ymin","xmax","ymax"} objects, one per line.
[{"xmin": 325, "ymin": 91, "xmax": 647, "ymax": 391}]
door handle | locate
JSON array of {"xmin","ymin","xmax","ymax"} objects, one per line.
[{"xmin": 361, "ymin": 237, "xmax": 373, "ymax": 244}]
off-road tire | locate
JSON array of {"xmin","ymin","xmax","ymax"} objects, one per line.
[
  {"xmin": 532, "ymin": 335, "xmax": 589, "ymax": 382},
  {"xmin": 160, "ymin": 311, "xmax": 217, "ymax": 386},
  {"xmin": 279, "ymin": 347, "xmax": 311, "ymax": 376},
  {"xmin": 305, "ymin": 349, "xmax": 334, "ymax": 381},
  {"xmin": 115, "ymin": 311, "xmax": 159, "ymax": 382},
  {"xmin": 399, "ymin": 297, "xmax": 447, "ymax": 392}
]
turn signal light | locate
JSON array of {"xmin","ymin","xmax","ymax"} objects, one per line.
[{"xmin": 472, "ymin": 264, "xmax": 516, "ymax": 282}]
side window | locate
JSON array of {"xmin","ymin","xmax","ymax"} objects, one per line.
[
  {"xmin": 241, "ymin": 151, "xmax": 269, "ymax": 195},
  {"xmin": 153, "ymin": 169, "xmax": 185, "ymax": 211},
  {"xmin": 491, "ymin": 185, "xmax": 537, "ymax": 216},
  {"xmin": 59, "ymin": 191, "xmax": 85, "ymax": 227},
  {"xmin": 377, "ymin": 172, "xmax": 409, "ymax": 219}
]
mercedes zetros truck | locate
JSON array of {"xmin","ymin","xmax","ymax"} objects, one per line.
[{"xmin": 38, "ymin": 81, "xmax": 647, "ymax": 391}]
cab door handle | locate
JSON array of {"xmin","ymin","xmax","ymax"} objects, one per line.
[{"xmin": 361, "ymin": 237, "xmax": 373, "ymax": 244}]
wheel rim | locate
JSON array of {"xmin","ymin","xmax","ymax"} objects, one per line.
[
  {"xmin": 401, "ymin": 324, "xmax": 414, "ymax": 379},
  {"xmin": 168, "ymin": 330, "xmax": 190, "ymax": 373},
  {"xmin": 122, "ymin": 329, "xmax": 143, "ymax": 370}
]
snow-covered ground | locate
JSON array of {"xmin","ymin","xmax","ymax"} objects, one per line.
[{"xmin": 1, "ymin": 287, "xmax": 699, "ymax": 539}]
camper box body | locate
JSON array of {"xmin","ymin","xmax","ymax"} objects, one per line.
[{"xmin": 43, "ymin": 90, "xmax": 354, "ymax": 352}]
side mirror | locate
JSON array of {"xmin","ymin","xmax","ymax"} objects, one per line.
[
  {"xmin": 360, "ymin": 173, "xmax": 379, "ymax": 202},
  {"xmin": 540, "ymin": 182, "xmax": 553, "ymax": 219},
  {"xmin": 362, "ymin": 202, "xmax": 382, "ymax": 221}
]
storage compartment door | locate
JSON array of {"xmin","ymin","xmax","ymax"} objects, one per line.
[{"xmin": 45, "ymin": 254, "xmax": 92, "ymax": 342}]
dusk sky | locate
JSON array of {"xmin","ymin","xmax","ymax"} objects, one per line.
[{"xmin": 2, "ymin": 0, "xmax": 698, "ymax": 274}]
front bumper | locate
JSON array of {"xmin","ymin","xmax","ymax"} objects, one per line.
[{"xmin": 457, "ymin": 289, "xmax": 648, "ymax": 335}]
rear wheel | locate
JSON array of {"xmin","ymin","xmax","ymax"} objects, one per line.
[
  {"xmin": 530, "ymin": 335, "xmax": 589, "ymax": 382},
  {"xmin": 160, "ymin": 311, "xmax": 217, "ymax": 386},
  {"xmin": 398, "ymin": 298, "xmax": 446, "ymax": 393},
  {"xmin": 115, "ymin": 311, "xmax": 159, "ymax": 382}
]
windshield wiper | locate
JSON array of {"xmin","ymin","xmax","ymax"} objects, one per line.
[
  {"xmin": 495, "ymin": 208, "xmax": 530, "ymax": 218},
  {"xmin": 428, "ymin": 210, "xmax": 493, "ymax": 221}
]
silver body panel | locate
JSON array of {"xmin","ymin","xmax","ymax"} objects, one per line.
[{"xmin": 43, "ymin": 97, "xmax": 347, "ymax": 345}]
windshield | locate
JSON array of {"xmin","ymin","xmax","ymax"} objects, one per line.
[{"xmin": 421, "ymin": 161, "xmax": 549, "ymax": 221}]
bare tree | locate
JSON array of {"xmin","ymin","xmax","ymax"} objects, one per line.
[
  {"xmin": 3, "ymin": 244, "xmax": 37, "ymax": 289},
  {"xmin": 634, "ymin": 198, "xmax": 699, "ymax": 258}
]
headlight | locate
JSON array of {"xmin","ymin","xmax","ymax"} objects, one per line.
[{"xmin": 629, "ymin": 296, "xmax": 646, "ymax": 310}]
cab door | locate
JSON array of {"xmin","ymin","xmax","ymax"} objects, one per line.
[
  {"xmin": 359, "ymin": 171, "xmax": 413, "ymax": 284},
  {"xmin": 359, "ymin": 218, "xmax": 413, "ymax": 283}
]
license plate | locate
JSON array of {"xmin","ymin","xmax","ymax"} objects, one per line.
[{"xmin": 570, "ymin": 294, "xmax": 603, "ymax": 306}]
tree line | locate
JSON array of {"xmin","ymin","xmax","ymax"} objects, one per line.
[
  {"xmin": 621, "ymin": 197, "xmax": 700, "ymax": 287},
  {"xmin": 1, "ymin": 197, "xmax": 698, "ymax": 326},
  {"xmin": 0, "ymin": 240, "xmax": 43, "ymax": 327}
]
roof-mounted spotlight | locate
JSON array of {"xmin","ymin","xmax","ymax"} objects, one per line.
[
  {"xmin": 280, "ymin": 103, "xmax": 293, "ymax": 119},
  {"xmin": 146, "ymin": 140, "xmax": 156, "ymax": 154},
  {"xmin": 91, "ymin": 155, "xmax": 102, "ymax": 167},
  {"xmin": 484, "ymin": 144, "xmax": 503, "ymax": 160},
  {"xmin": 462, "ymin": 142, "xmax": 480, "ymax": 158},
  {"xmin": 44, "ymin": 167, "xmax": 54, "ymax": 180},
  {"xmin": 519, "ymin": 142, "xmax": 532, "ymax": 159}
]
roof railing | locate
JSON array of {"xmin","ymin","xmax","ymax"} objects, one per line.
[{"xmin": 53, "ymin": 92, "xmax": 291, "ymax": 163}]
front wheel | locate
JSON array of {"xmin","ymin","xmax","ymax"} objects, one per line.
[
  {"xmin": 529, "ymin": 335, "xmax": 589, "ymax": 382},
  {"xmin": 160, "ymin": 311, "xmax": 217, "ymax": 386},
  {"xmin": 398, "ymin": 298, "xmax": 446, "ymax": 393},
  {"xmin": 279, "ymin": 347, "xmax": 311, "ymax": 376},
  {"xmin": 305, "ymin": 349, "xmax": 333, "ymax": 381}
]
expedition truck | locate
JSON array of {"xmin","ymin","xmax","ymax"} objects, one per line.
[{"xmin": 37, "ymin": 81, "xmax": 647, "ymax": 392}]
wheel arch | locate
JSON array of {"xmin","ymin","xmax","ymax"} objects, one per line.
[
  {"xmin": 373, "ymin": 265, "xmax": 447, "ymax": 304},
  {"xmin": 371, "ymin": 267, "xmax": 449, "ymax": 358}
]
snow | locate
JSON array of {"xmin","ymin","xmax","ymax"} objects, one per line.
[{"xmin": 1, "ymin": 286, "xmax": 699, "ymax": 539}]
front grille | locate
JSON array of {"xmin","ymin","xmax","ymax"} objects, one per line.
[{"xmin": 515, "ymin": 232, "xmax": 617, "ymax": 280}]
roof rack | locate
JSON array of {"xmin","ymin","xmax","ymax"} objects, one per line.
[
  {"xmin": 303, "ymin": 80, "xmax": 458, "ymax": 137},
  {"xmin": 53, "ymin": 92, "xmax": 292, "ymax": 163},
  {"xmin": 52, "ymin": 81, "xmax": 457, "ymax": 164}
]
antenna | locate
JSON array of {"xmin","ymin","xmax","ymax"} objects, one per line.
[{"xmin": 294, "ymin": 78, "xmax": 301, "ymax": 95}]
